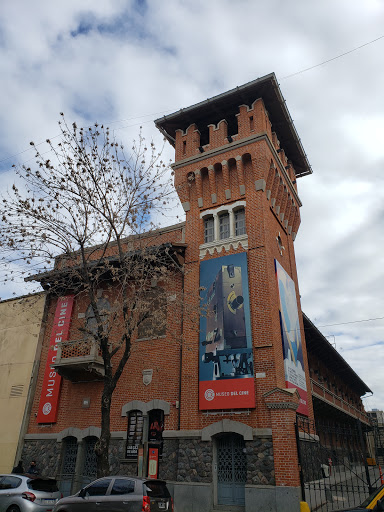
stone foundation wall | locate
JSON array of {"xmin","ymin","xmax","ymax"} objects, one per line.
[
  {"xmin": 21, "ymin": 434, "xmax": 274, "ymax": 487},
  {"xmin": 22, "ymin": 439, "xmax": 61, "ymax": 477},
  {"xmin": 173, "ymin": 439, "xmax": 212, "ymax": 483},
  {"xmin": 246, "ymin": 438, "xmax": 275, "ymax": 485}
]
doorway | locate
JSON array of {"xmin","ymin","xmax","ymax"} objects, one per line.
[{"xmin": 217, "ymin": 433, "xmax": 246, "ymax": 506}]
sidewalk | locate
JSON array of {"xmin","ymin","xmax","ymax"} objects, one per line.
[{"xmin": 304, "ymin": 464, "xmax": 380, "ymax": 511}]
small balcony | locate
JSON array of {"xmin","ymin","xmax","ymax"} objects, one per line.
[{"xmin": 53, "ymin": 339, "xmax": 105, "ymax": 382}]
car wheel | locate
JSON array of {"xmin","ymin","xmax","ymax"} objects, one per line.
[{"xmin": 7, "ymin": 506, "xmax": 21, "ymax": 512}]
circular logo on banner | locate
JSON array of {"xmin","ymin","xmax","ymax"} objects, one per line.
[
  {"xmin": 42, "ymin": 402, "xmax": 52, "ymax": 415},
  {"xmin": 205, "ymin": 389, "xmax": 215, "ymax": 401}
]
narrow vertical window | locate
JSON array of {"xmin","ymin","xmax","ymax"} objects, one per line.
[
  {"xmin": 219, "ymin": 213, "xmax": 230, "ymax": 239},
  {"xmin": 148, "ymin": 409, "xmax": 164, "ymax": 457},
  {"xmin": 182, "ymin": 140, "xmax": 187, "ymax": 155},
  {"xmin": 235, "ymin": 208, "xmax": 246, "ymax": 236},
  {"xmin": 126, "ymin": 410, "xmax": 144, "ymax": 459},
  {"xmin": 249, "ymin": 116, "xmax": 254, "ymax": 131},
  {"xmin": 204, "ymin": 217, "xmax": 214, "ymax": 243}
]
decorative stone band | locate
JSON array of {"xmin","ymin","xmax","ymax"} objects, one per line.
[
  {"xmin": 263, "ymin": 386, "xmax": 300, "ymax": 412},
  {"xmin": 265, "ymin": 402, "xmax": 299, "ymax": 411},
  {"xmin": 199, "ymin": 234, "xmax": 248, "ymax": 259}
]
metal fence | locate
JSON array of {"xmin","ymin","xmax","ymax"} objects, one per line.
[{"xmin": 295, "ymin": 416, "xmax": 381, "ymax": 511}]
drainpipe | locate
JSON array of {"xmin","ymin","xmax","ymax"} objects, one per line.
[{"xmin": 177, "ymin": 267, "xmax": 185, "ymax": 431}]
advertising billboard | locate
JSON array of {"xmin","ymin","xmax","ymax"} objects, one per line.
[
  {"xmin": 199, "ymin": 253, "xmax": 255, "ymax": 410},
  {"xmin": 275, "ymin": 260, "xmax": 308, "ymax": 416}
]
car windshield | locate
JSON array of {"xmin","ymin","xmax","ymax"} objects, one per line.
[
  {"xmin": 360, "ymin": 485, "xmax": 384, "ymax": 507},
  {"xmin": 143, "ymin": 481, "xmax": 170, "ymax": 498},
  {"xmin": 27, "ymin": 479, "xmax": 59, "ymax": 492}
]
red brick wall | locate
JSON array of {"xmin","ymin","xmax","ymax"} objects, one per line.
[{"xmin": 27, "ymin": 227, "xmax": 185, "ymax": 435}]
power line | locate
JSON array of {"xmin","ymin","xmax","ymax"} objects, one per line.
[
  {"xmin": 2, "ymin": 33, "xmax": 384, "ymax": 169},
  {"xmin": 281, "ymin": 33, "xmax": 384, "ymax": 80},
  {"xmin": 282, "ymin": 315, "xmax": 384, "ymax": 336},
  {"xmin": 316, "ymin": 316, "xmax": 384, "ymax": 329}
]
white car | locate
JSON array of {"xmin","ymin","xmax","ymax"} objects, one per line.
[{"xmin": 0, "ymin": 475, "xmax": 61, "ymax": 512}]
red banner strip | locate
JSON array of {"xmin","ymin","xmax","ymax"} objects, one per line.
[{"xmin": 37, "ymin": 295, "xmax": 74, "ymax": 423}]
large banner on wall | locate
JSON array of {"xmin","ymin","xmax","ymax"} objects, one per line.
[
  {"xmin": 199, "ymin": 253, "xmax": 255, "ymax": 410},
  {"xmin": 275, "ymin": 260, "xmax": 308, "ymax": 416},
  {"xmin": 36, "ymin": 295, "xmax": 74, "ymax": 423}
]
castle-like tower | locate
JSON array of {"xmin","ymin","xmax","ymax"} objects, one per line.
[{"xmin": 156, "ymin": 73, "xmax": 313, "ymax": 510}]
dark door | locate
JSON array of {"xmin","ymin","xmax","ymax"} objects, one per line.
[{"xmin": 217, "ymin": 434, "xmax": 246, "ymax": 506}]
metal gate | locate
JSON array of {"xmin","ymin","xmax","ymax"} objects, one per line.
[
  {"xmin": 296, "ymin": 416, "xmax": 380, "ymax": 511},
  {"xmin": 80, "ymin": 436, "xmax": 98, "ymax": 488},
  {"xmin": 217, "ymin": 434, "xmax": 246, "ymax": 506},
  {"xmin": 59, "ymin": 436, "xmax": 78, "ymax": 496}
]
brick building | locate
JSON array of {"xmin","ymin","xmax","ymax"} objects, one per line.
[{"xmin": 20, "ymin": 73, "xmax": 371, "ymax": 512}]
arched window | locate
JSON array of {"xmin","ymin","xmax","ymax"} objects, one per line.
[
  {"xmin": 60, "ymin": 436, "xmax": 78, "ymax": 496},
  {"xmin": 235, "ymin": 208, "xmax": 246, "ymax": 236},
  {"xmin": 201, "ymin": 202, "xmax": 247, "ymax": 246},
  {"xmin": 126, "ymin": 410, "xmax": 144, "ymax": 459},
  {"xmin": 148, "ymin": 409, "xmax": 164, "ymax": 457},
  {"xmin": 61, "ymin": 436, "xmax": 78, "ymax": 476},
  {"xmin": 204, "ymin": 216, "xmax": 214, "ymax": 243},
  {"xmin": 82, "ymin": 436, "xmax": 98, "ymax": 485},
  {"xmin": 219, "ymin": 212, "xmax": 230, "ymax": 239}
]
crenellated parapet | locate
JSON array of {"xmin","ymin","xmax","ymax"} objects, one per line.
[
  {"xmin": 236, "ymin": 98, "xmax": 272, "ymax": 141},
  {"xmin": 173, "ymin": 138, "xmax": 302, "ymax": 239},
  {"xmin": 158, "ymin": 74, "xmax": 311, "ymax": 243},
  {"xmin": 175, "ymin": 123, "xmax": 201, "ymax": 161}
]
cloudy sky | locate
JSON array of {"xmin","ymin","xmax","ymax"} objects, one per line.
[{"xmin": 1, "ymin": 0, "xmax": 383, "ymax": 410}]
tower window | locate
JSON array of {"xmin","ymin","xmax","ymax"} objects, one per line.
[
  {"xmin": 249, "ymin": 116, "xmax": 254, "ymax": 131},
  {"xmin": 235, "ymin": 208, "xmax": 246, "ymax": 236},
  {"xmin": 219, "ymin": 213, "xmax": 230, "ymax": 240},
  {"xmin": 204, "ymin": 216, "xmax": 214, "ymax": 243}
]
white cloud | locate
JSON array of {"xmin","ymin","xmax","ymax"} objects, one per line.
[{"xmin": 1, "ymin": 0, "xmax": 384, "ymax": 409}]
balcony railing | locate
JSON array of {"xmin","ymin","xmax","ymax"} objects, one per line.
[
  {"xmin": 53, "ymin": 339, "xmax": 104, "ymax": 381},
  {"xmin": 310, "ymin": 378, "xmax": 370, "ymax": 424}
]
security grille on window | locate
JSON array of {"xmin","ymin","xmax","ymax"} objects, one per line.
[
  {"xmin": 126, "ymin": 410, "xmax": 144, "ymax": 459},
  {"xmin": 83, "ymin": 437, "xmax": 98, "ymax": 479},
  {"xmin": 235, "ymin": 208, "xmax": 246, "ymax": 236},
  {"xmin": 204, "ymin": 217, "xmax": 214, "ymax": 243},
  {"xmin": 219, "ymin": 213, "xmax": 230, "ymax": 239}
]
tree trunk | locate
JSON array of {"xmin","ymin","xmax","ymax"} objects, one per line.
[{"xmin": 95, "ymin": 381, "xmax": 113, "ymax": 477}]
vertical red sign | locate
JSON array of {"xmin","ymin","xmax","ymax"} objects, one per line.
[
  {"xmin": 148, "ymin": 448, "xmax": 159, "ymax": 479},
  {"xmin": 37, "ymin": 295, "xmax": 74, "ymax": 423}
]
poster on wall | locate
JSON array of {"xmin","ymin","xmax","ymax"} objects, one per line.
[
  {"xmin": 199, "ymin": 253, "xmax": 255, "ymax": 410},
  {"xmin": 37, "ymin": 295, "xmax": 74, "ymax": 423},
  {"xmin": 275, "ymin": 260, "xmax": 308, "ymax": 416}
]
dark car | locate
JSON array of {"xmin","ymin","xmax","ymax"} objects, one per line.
[
  {"xmin": 0, "ymin": 475, "xmax": 61, "ymax": 512},
  {"xmin": 335, "ymin": 484, "xmax": 384, "ymax": 511},
  {"xmin": 53, "ymin": 477, "xmax": 172, "ymax": 512}
]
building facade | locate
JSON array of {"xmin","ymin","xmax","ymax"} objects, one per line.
[
  {"xmin": 0, "ymin": 292, "xmax": 46, "ymax": 473},
  {"xmin": 20, "ymin": 74, "xmax": 371, "ymax": 512}
]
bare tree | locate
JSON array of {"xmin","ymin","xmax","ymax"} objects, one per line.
[{"xmin": 0, "ymin": 116, "xmax": 185, "ymax": 476}]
